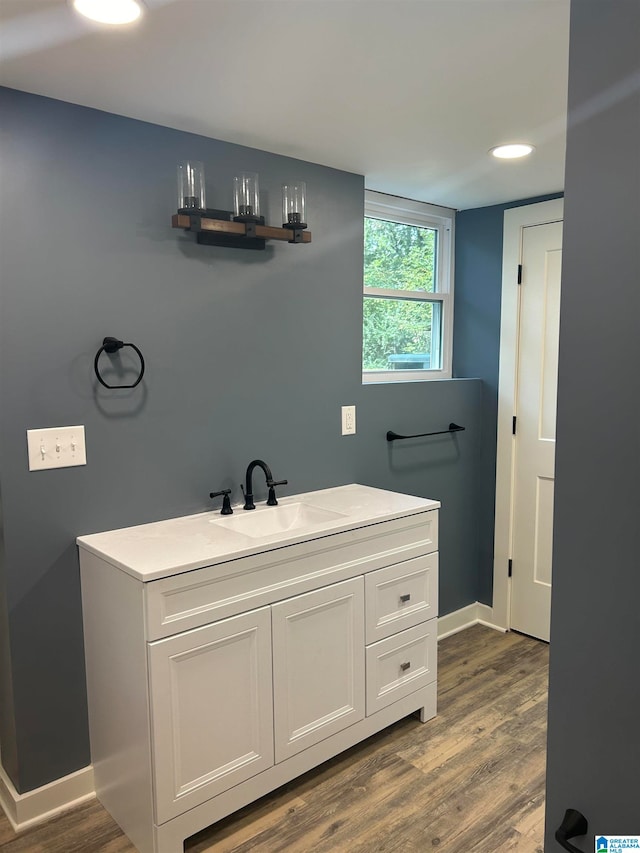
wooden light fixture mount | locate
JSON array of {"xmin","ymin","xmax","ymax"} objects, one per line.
[{"xmin": 172, "ymin": 209, "xmax": 312, "ymax": 251}]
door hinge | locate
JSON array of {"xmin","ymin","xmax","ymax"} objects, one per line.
[
  {"xmin": 517, "ymin": 264, "xmax": 523, "ymax": 284},
  {"xmin": 508, "ymin": 559, "xmax": 513, "ymax": 577},
  {"xmin": 512, "ymin": 416, "xmax": 517, "ymax": 435}
]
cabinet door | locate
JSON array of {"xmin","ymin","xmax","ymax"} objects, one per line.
[
  {"xmin": 148, "ymin": 607, "xmax": 274, "ymax": 824},
  {"xmin": 272, "ymin": 577, "xmax": 364, "ymax": 763}
]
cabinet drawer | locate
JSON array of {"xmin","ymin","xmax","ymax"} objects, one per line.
[
  {"xmin": 366, "ymin": 621, "xmax": 437, "ymax": 716},
  {"xmin": 364, "ymin": 553, "xmax": 437, "ymax": 644}
]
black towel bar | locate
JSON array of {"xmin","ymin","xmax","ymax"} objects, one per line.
[{"xmin": 386, "ymin": 422, "xmax": 465, "ymax": 442}]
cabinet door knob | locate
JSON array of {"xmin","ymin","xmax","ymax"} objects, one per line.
[
  {"xmin": 399, "ymin": 593, "xmax": 411, "ymax": 603},
  {"xmin": 400, "ymin": 661, "xmax": 411, "ymax": 671}
]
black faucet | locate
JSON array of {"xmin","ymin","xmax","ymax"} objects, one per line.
[{"xmin": 242, "ymin": 459, "xmax": 288, "ymax": 510}]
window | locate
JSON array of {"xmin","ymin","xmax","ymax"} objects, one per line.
[{"xmin": 363, "ymin": 190, "xmax": 454, "ymax": 382}]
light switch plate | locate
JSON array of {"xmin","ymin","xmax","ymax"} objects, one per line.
[{"xmin": 27, "ymin": 426, "xmax": 87, "ymax": 471}]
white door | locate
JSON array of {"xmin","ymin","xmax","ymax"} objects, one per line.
[
  {"xmin": 148, "ymin": 607, "xmax": 274, "ymax": 824},
  {"xmin": 510, "ymin": 219, "xmax": 563, "ymax": 641},
  {"xmin": 272, "ymin": 577, "xmax": 365, "ymax": 763}
]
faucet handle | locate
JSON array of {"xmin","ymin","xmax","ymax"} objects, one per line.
[
  {"xmin": 210, "ymin": 488, "xmax": 233, "ymax": 515},
  {"xmin": 241, "ymin": 484, "xmax": 255, "ymax": 511},
  {"xmin": 266, "ymin": 479, "xmax": 288, "ymax": 506}
]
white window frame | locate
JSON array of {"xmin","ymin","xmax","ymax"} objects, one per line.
[{"xmin": 363, "ymin": 189, "xmax": 455, "ymax": 383}]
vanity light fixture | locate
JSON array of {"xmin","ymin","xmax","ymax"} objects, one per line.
[
  {"xmin": 72, "ymin": 0, "xmax": 143, "ymax": 24},
  {"xmin": 282, "ymin": 181, "xmax": 308, "ymax": 243},
  {"xmin": 172, "ymin": 166, "xmax": 312, "ymax": 250},
  {"xmin": 490, "ymin": 143, "xmax": 535, "ymax": 160},
  {"xmin": 177, "ymin": 160, "xmax": 207, "ymax": 213},
  {"xmin": 233, "ymin": 172, "xmax": 261, "ymax": 221}
]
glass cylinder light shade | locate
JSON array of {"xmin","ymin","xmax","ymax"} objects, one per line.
[
  {"xmin": 233, "ymin": 172, "xmax": 260, "ymax": 220},
  {"xmin": 282, "ymin": 181, "xmax": 307, "ymax": 228},
  {"xmin": 177, "ymin": 160, "xmax": 206, "ymax": 212}
]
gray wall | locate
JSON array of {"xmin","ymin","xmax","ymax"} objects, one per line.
[
  {"xmin": 544, "ymin": 0, "xmax": 640, "ymax": 845},
  {"xmin": 0, "ymin": 88, "xmax": 482, "ymax": 793},
  {"xmin": 454, "ymin": 192, "xmax": 563, "ymax": 605}
]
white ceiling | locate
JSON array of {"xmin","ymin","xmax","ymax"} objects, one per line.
[{"xmin": 0, "ymin": 0, "xmax": 570, "ymax": 210}]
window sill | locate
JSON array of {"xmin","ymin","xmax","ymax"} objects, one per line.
[{"xmin": 362, "ymin": 369, "xmax": 452, "ymax": 384}]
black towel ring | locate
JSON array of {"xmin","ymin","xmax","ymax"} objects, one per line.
[{"xmin": 94, "ymin": 337, "xmax": 145, "ymax": 389}]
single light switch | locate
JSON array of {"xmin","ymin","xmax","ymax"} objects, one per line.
[{"xmin": 27, "ymin": 426, "xmax": 87, "ymax": 471}]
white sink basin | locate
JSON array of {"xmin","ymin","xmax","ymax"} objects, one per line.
[{"xmin": 210, "ymin": 502, "xmax": 348, "ymax": 539}]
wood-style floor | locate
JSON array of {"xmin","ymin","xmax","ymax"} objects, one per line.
[{"xmin": 0, "ymin": 626, "xmax": 548, "ymax": 853}]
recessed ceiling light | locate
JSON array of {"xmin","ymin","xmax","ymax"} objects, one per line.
[
  {"xmin": 490, "ymin": 144, "xmax": 535, "ymax": 160},
  {"xmin": 72, "ymin": 0, "xmax": 143, "ymax": 25}
]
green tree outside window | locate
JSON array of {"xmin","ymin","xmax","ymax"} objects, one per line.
[{"xmin": 363, "ymin": 218, "xmax": 437, "ymax": 371}]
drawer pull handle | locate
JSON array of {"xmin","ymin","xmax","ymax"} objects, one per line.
[
  {"xmin": 400, "ymin": 594, "xmax": 411, "ymax": 603},
  {"xmin": 400, "ymin": 661, "xmax": 411, "ymax": 671}
]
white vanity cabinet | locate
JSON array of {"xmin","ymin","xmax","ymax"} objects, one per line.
[{"xmin": 78, "ymin": 485, "xmax": 439, "ymax": 853}]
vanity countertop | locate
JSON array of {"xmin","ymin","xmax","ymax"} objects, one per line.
[{"xmin": 77, "ymin": 484, "xmax": 439, "ymax": 582}]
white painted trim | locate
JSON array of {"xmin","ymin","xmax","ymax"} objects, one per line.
[
  {"xmin": 0, "ymin": 762, "xmax": 95, "ymax": 833},
  {"xmin": 363, "ymin": 189, "xmax": 455, "ymax": 382},
  {"xmin": 492, "ymin": 199, "xmax": 564, "ymax": 631},
  {"xmin": 437, "ymin": 602, "xmax": 506, "ymax": 641},
  {"xmin": 363, "ymin": 367, "xmax": 452, "ymax": 384}
]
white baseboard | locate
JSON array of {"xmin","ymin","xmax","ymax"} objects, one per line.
[
  {"xmin": 438, "ymin": 602, "xmax": 506, "ymax": 640},
  {"xmin": 0, "ymin": 762, "xmax": 95, "ymax": 833}
]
